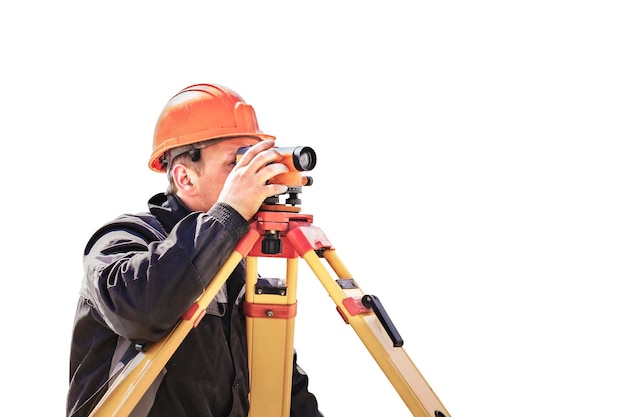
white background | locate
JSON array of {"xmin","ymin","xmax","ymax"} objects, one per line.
[{"xmin": 1, "ymin": 1, "xmax": 625, "ymax": 416}]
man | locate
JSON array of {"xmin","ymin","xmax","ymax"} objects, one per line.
[{"xmin": 67, "ymin": 84, "xmax": 323, "ymax": 417}]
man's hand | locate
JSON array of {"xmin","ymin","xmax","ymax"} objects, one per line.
[{"xmin": 218, "ymin": 140, "xmax": 289, "ymax": 220}]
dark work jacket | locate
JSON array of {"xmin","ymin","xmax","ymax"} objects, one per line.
[{"xmin": 67, "ymin": 193, "xmax": 322, "ymax": 417}]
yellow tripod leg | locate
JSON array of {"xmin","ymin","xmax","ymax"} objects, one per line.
[
  {"xmin": 245, "ymin": 256, "xmax": 299, "ymax": 417},
  {"xmin": 302, "ymin": 249, "xmax": 451, "ymax": 417}
]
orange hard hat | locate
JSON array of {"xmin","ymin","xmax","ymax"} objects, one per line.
[{"xmin": 149, "ymin": 83, "xmax": 275, "ymax": 172}]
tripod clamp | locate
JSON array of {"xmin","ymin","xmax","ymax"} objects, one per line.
[{"xmin": 362, "ymin": 294, "xmax": 404, "ymax": 347}]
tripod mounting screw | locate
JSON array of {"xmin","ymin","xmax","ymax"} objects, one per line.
[{"xmin": 262, "ymin": 231, "xmax": 283, "ymax": 254}]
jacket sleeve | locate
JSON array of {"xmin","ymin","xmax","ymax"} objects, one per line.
[{"xmin": 82, "ymin": 202, "xmax": 249, "ymax": 343}]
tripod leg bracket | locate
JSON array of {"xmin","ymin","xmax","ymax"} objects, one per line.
[{"xmin": 341, "ymin": 297, "xmax": 370, "ymax": 317}]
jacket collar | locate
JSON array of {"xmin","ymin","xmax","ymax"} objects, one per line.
[{"xmin": 148, "ymin": 193, "xmax": 192, "ymax": 234}]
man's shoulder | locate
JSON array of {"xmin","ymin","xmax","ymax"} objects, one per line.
[{"xmin": 84, "ymin": 211, "xmax": 166, "ymax": 253}]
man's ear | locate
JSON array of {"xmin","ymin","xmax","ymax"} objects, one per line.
[{"xmin": 171, "ymin": 163, "xmax": 198, "ymax": 196}]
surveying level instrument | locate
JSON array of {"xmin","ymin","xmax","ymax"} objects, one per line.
[{"xmin": 87, "ymin": 146, "xmax": 451, "ymax": 417}]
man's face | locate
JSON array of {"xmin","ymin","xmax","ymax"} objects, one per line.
[{"xmin": 193, "ymin": 136, "xmax": 260, "ymax": 211}]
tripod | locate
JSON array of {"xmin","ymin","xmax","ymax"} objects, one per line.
[{"xmin": 87, "ymin": 195, "xmax": 451, "ymax": 417}]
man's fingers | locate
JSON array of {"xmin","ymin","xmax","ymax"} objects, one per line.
[
  {"xmin": 236, "ymin": 140, "xmax": 275, "ymax": 166},
  {"xmin": 258, "ymin": 160, "xmax": 289, "ymax": 185}
]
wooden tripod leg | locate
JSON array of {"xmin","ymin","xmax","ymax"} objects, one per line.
[
  {"xmin": 87, "ymin": 250, "xmax": 247, "ymax": 417},
  {"xmin": 245, "ymin": 256, "xmax": 299, "ymax": 417},
  {"xmin": 301, "ymin": 249, "xmax": 452, "ymax": 417}
]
